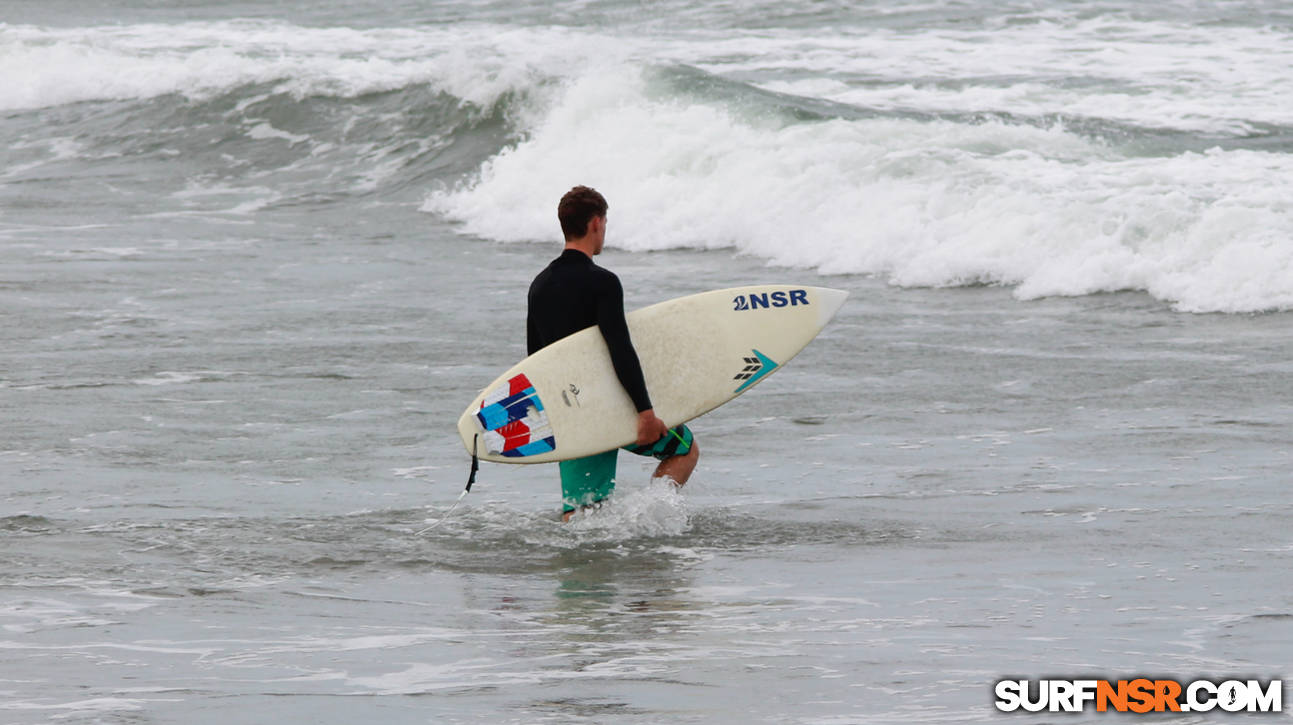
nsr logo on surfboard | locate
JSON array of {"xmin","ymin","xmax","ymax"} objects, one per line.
[{"xmin": 732, "ymin": 289, "xmax": 810, "ymax": 311}]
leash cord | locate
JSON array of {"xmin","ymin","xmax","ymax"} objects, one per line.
[{"xmin": 415, "ymin": 434, "xmax": 478, "ymax": 536}]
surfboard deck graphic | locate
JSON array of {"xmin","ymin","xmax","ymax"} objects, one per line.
[
  {"xmin": 474, "ymin": 373, "xmax": 555, "ymax": 458},
  {"xmin": 457, "ymin": 285, "xmax": 848, "ymax": 464}
]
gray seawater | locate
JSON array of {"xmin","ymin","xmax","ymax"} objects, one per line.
[{"xmin": 3, "ymin": 1, "xmax": 1292, "ymax": 722}]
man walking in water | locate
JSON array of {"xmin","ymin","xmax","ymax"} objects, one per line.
[{"xmin": 527, "ymin": 186, "xmax": 699, "ymax": 521}]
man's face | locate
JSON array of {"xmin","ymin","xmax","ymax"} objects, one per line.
[{"xmin": 592, "ymin": 214, "xmax": 607, "ymax": 255}]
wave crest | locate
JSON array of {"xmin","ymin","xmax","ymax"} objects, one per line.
[{"xmin": 427, "ymin": 65, "xmax": 1293, "ymax": 313}]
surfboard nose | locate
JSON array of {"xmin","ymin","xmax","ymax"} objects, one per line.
[{"xmin": 812, "ymin": 286, "xmax": 849, "ymax": 324}]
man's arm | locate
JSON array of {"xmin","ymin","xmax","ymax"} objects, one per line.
[
  {"xmin": 595, "ymin": 278, "xmax": 669, "ymax": 446},
  {"xmin": 595, "ymin": 273, "xmax": 653, "ymax": 414},
  {"xmin": 526, "ymin": 308, "xmax": 540, "ymax": 356}
]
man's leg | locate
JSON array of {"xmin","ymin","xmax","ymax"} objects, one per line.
[
  {"xmin": 654, "ymin": 439, "xmax": 698, "ymax": 486},
  {"xmin": 624, "ymin": 424, "xmax": 698, "ymax": 486},
  {"xmin": 559, "ymin": 449, "xmax": 617, "ymax": 522}
]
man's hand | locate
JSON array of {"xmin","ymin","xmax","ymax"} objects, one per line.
[{"xmin": 636, "ymin": 409, "xmax": 669, "ymax": 447}]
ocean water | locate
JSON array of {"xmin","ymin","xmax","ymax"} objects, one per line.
[{"xmin": 2, "ymin": 1, "xmax": 1291, "ymax": 722}]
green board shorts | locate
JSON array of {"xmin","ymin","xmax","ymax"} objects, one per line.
[{"xmin": 559, "ymin": 424, "xmax": 694, "ymax": 513}]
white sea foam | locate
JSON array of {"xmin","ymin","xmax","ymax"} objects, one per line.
[
  {"xmin": 7, "ymin": 20, "xmax": 1290, "ymax": 312},
  {"xmin": 694, "ymin": 18, "xmax": 1293, "ymax": 135},
  {"xmin": 562, "ymin": 477, "xmax": 691, "ymax": 539},
  {"xmin": 246, "ymin": 122, "xmax": 309, "ymax": 145},
  {"xmin": 428, "ymin": 66, "xmax": 1293, "ymax": 313},
  {"xmin": 0, "ymin": 22, "xmax": 614, "ymax": 111},
  {"xmin": 132, "ymin": 371, "xmax": 224, "ymax": 386},
  {"xmin": 0, "ymin": 697, "xmax": 176, "ymax": 713},
  {"xmin": 6, "ymin": 18, "xmax": 1290, "ymax": 134}
]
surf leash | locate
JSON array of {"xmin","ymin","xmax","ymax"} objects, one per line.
[{"xmin": 415, "ymin": 434, "xmax": 478, "ymax": 536}]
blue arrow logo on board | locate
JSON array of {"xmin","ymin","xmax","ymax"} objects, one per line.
[{"xmin": 733, "ymin": 348, "xmax": 778, "ymax": 393}]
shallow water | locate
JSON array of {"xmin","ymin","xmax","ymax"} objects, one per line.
[{"xmin": 4, "ymin": 212, "xmax": 1290, "ymax": 722}]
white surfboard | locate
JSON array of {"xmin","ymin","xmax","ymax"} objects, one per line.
[{"xmin": 457, "ymin": 285, "xmax": 848, "ymax": 464}]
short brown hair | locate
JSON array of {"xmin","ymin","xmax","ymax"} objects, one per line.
[{"xmin": 557, "ymin": 185, "xmax": 608, "ymax": 241}]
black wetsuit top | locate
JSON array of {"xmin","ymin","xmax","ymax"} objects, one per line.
[{"xmin": 527, "ymin": 249, "xmax": 652, "ymax": 413}]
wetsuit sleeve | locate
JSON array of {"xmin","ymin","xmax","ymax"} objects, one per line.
[
  {"xmin": 526, "ymin": 307, "xmax": 540, "ymax": 356},
  {"xmin": 595, "ymin": 273, "xmax": 653, "ymax": 413}
]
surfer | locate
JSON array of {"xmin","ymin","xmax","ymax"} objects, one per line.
[{"xmin": 528, "ymin": 186, "xmax": 699, "ymax": 521}]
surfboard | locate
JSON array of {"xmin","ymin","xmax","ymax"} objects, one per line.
[{"xmin": 457, "ymin": 285, "xmax": 848, "ymax": 464}]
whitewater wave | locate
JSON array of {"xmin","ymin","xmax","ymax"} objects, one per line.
[
  {"xmin": 11, "ymin": 17, "xmax": 1291, "ymax": 136},
  {"xmin": 0, "ymin": 22, "xmax": 613, "ymax": 207},
  {"xmin": 692, "ymin": 18, "xmax": 1293, "ymax": 137},
  {"xmin": 427, "ymin": 64, "xmax": 1293, "ymax": 314},
  {"xmin": 4, "ymin": 20, "xmax": 1290, "ymax": 312},
  {"xmin": 0, "ymin": 21, "xmax": 603, "ymax": 111}
]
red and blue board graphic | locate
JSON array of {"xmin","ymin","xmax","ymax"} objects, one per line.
[{"xmin": 475, "ymin": 373, "xmax": 555, "ymax": 457}]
